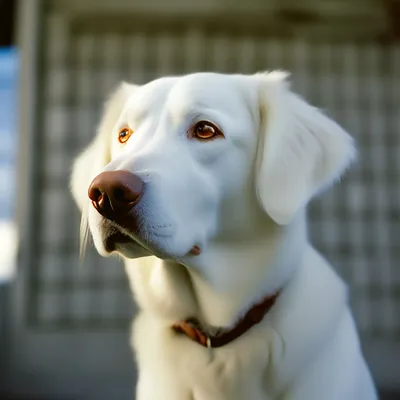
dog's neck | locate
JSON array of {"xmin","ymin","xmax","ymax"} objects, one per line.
[{"xmin": 125, "ymin": 213, "xmax": 307, "ymax": 329}]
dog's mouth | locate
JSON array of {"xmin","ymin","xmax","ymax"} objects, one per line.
[
  {"xmin": 102, "ymin": 221, "xmax": 153, "ymax": 256},
  {"xmin": 104, "ymin": 230, "xmax": 135, "ymax": 252},
  {"xmin": 102, "ymin": 221, "xmax": 201, "ymax": 258}
]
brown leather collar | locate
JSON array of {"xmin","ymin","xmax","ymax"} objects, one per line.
[{"xmin": 172, "ymin": 291, "xmax": 280, "ymax": 348}]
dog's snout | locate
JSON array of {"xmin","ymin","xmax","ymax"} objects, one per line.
[{"xmin": 88, "ymin": 171, "xmax": 143, "ymax": 219}]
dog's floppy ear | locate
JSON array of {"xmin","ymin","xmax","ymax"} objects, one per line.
[
  {"xmin": 70, "ymin": 82, "xmax": 135, "ymax": 210},
  {"xmin": 255, "ymin": 71, "xmax": 356, "ymax": 225}
]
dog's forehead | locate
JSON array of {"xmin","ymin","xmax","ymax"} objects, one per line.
[
  {"xmin": 124, "ymin": 77, "xmax": 178, "ymax": 117},
  {"xmin": 168, "ymin": 73, "xmax": 249, "ymax": 108},
  {"xmin": 127, "ymin": 73, "xmax": 252, "ymax": 118}
]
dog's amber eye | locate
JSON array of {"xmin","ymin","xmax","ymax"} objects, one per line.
[
  {"xmin": 191, "ymin": 121, "xmax": 223, "ymax": 141},
  {"xmin": 118, "ymin": 127, "xmax": 133, "ymax": 143}
]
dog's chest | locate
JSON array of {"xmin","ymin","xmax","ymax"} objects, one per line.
[
  {"xmin": 180, "ymin": 352, "xmax": 276, "ymax": 400},
  {"xmin": 133, "ymin": 314, "xmax": 279, "ymax": 400}
]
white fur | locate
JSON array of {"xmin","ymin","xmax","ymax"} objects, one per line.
[{"xmin": 70, "ymin": 72, "xmax": 377, "ymax": 399}]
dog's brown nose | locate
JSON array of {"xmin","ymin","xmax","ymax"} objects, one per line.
[{"xmin": 88, "ymin": 170, "xmax": 143, "ymax": 219}]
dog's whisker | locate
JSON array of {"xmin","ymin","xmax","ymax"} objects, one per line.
[{"xmin": 79, "ymin": 210, "xmax": 90, "ymax": 262}]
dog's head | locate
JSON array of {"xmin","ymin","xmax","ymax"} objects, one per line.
[{"xmin": 70, "ymin": 72, "xmax": 355, "ymax": 262}]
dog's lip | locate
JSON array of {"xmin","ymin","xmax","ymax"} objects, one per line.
[
  {"xmin": 102, "ymin": 220, "xmax": 171, "ymax": 257},
  {"xmin": 101, "ymin": 218, "xmax": 200, "ymax": 258},
  {"xmin": 104, "ymin": 230, "xmax": 134, "ymax": 252}
]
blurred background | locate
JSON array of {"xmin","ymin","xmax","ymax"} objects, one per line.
[{"xmin": 0, "ymin": 0, "xmax": 399, "ymax": 399}]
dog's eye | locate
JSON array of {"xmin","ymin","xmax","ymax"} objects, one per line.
[
  {"xmin": 191, "ymin": 121, "xmax": 223, "ymax": 141},
  {"xmin": 118, "ymin": 127, "xmax": 133, "ymax": 144}
]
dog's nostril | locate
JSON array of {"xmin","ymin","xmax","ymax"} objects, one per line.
[
  {"xmin": 113, "ymin": 188, "xmax": 125, "ymax": 202},
  {"xmin": 112, "ymin": 187, "xmax": 138, "ymax": 203},
  {"xmin": 88, "ymin": 187, "xmax": 103, "ymax": 204}
]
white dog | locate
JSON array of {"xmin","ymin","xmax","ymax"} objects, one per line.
[{"xmin": 70, "ymin": 71, "xmax": 377, "ymax": 399}]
